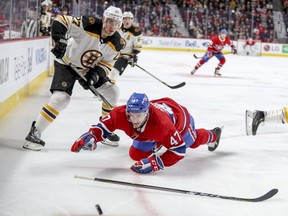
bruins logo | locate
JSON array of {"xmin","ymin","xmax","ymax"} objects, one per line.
[
  {"xmin": 120, "ymin": 37, "xmax": 126, "ymax": 49},
  {"xmin": 88, "ymin": 17, "xmax": 96, "ymax": 25},
  {"xmin": 81, "ymin": 50, "xmax": 102, "ymax": 68}
]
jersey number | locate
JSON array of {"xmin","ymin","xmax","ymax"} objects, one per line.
[{"xmin": 170, "ymin": 131, "xmax": 181, "ymax": 145}]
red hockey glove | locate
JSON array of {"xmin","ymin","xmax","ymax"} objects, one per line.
[
  {"xmin": 71, "ymin": 131, "xmax": 97, "ymax": 152},
  {"xmin": 130, "ymin": 154, "xmax": 164, "ymax": 174}
]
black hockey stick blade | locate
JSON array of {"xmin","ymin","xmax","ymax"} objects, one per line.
[
  {"xmin": 193, "ymin": 54, "xmax": 202, "ymax": 59},
  {"xmin": 135, "ymin": 64, "xmax": 185, "ymax": 89},
  {"xmin": 166, "ymin": 81, "xmax": 186, "ymax": 89},
  {"xmin": 74, "ymin": 175, "xmax": 278, "ymax": 202}
]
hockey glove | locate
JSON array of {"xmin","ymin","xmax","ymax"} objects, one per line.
[
  {"xmin": 232, "ymin": 48, "xmax": 237, "ymax": 54},
  {"xmin": 128, "ymin": 54, "xmax": 138, "ymax": 67},
  {"xmin": 78, "ymin": 69, "xmax": 100, "ymax": 90},
  {"xmin": 71, "ymin": 131, "xmax": 97, "ymax": 152},
  {"xmin": 51, "ymin": 38, "xmax": 68, "ymax": 59},
  {"xmin": 131, "ymin": 154, "xmax": 164, "ymax": 174}
]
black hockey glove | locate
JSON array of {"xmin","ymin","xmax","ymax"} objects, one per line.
[
  {"xmin": 78, "ymin": 69, "xmax": 100, "ymax": 90},
  {"xmin": 51, "ymin": 38, "xmax": 67, "ymax": 59},
  {"xmin": 128, "ymin": 54, "xmax": 138, "ymax": 67}
]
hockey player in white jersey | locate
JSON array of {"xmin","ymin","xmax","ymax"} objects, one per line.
[
  {"xmin": 23, "ymin": 6, "xmax": 125, "ymax": 151},
  {"xmin": 109, "ymin": 11, "xmax": 142, "ymax": 83},
  {"xmin": 245, "ymin": 107, "xmax": 288, "ymax": 135}
]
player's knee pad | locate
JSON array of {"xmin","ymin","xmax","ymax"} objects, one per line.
[
  {"xmin": 109, "ymin": 68, "xmax": 121, "ymax": 84},
  {"xmin": 49, "ymin": 90, "xmax": 70, "ymax": 112},
  {"xmin": 219, "ymin": 57, "xmax": 226, "ymax": 64},
  {"xmin": 96, "ymin": 82, "xmax": 119, "ymax": 106}
]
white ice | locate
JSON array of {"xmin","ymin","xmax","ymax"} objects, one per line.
[{"xmin": 0, "ymin": 51, "xmax": 288, "ymax": 216}]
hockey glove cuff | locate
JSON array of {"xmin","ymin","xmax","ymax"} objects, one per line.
[
  {"xmin": 51, "ymin": 38, "xmax": 67, "ymax": 59},
  {"xmin": 130, "ymin": 154, "xmax": 164, "ymax": 174},
  {"xmin": 71, "ymin": 131, "xmax": 97, "ymax": 152}
]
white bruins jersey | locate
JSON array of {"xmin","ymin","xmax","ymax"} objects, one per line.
[
  {"xmin": 52, "ymin": 15, "xmax": 125, "ymax": 74},
  {"xmin": 118, "ymin": 25, "xmax": 142, "ymax": 55}
]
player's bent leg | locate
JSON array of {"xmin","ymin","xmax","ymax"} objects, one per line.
[{"xmin": 23, "ymin": 91, "xmax": 71, "ymax": 151}]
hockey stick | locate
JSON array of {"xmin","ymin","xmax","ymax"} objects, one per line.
[
  {"xmin": 193, "ymin": 52, "xmax": 232, "ymax": 59},
  {"xmin": 74, "ymin": 175, "xmax": 278, "ymax": 202},
  {"xmin": 62, "ymin": 56, "xmax": 113, "ymax": 108},
  {"xmin": 135, "ymin": 64, "xmax": 186, "ymax": 89}
]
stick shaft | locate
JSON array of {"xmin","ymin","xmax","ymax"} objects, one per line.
[
  {"xmin": 135, "ymin": 64, "xmax": 185, "ymax": 89},
  {"xmin": 62, "ymin": 56, "xmax": 113, "ymax": 108},
  {"xmin": 74, "ymin": 175, "xmax": 278, "ymax": 202}
]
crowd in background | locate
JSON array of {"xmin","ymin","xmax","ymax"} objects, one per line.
[{"xmin": 0, "ymin": 0, "xmax": 287, "ymax": 42}]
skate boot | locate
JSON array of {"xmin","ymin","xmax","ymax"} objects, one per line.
[
  {"xmin": 214, "ymin": 69, "xmax": 221, "ymax": 76},
  {"xmin": 101, "ymin": 133, "xmax": 120, "ymax": 147},
  {"xmin": 208, "ymin": 127, "xmax": 223, "ymax": 151},
  {"xmin": 191, "ymin": 69, "xmax": 196, "ymax": 75},
  {"xmin": 23, "ymin": 121, "xmax": 45, "ymax": 151},
  {"xmin": 252, "ymin": 110, "xmax": 265, "ymax": 135}
]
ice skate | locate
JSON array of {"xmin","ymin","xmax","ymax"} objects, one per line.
[
  {"xmin": 252, "ymin": 110, "xmax": 265, "ymax": 135},
  {"xmin": 208, "ymin": 126, "xmax": 223, "ymax": 151},
  {"xmin": 23, "ymin": 121, "xmax": 45, "ymax": 151},
  {"xmin": 101, "ymin": 133, "xmax": 120, "ymax": 147},
  {"xmin": 214, "ymin": 69, "xmax": 221, "ymax": 76},
  {"xmin": 191, "ymin": 69, "xmax": 196, "ymax": 75}
]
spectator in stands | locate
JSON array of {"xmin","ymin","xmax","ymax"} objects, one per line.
[
  {"xmin": 60, "ymin": 6, "xmax": 69, "ymax": 15},
  {"xmin": 20, "ymin": 7, "xmax": 38, "ymax": 38}
]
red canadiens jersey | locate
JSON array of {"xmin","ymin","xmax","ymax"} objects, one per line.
[
  {"xmin": 208, "ymin": 35, "xmax": 235, "ymax": 53},
  {"xmin": 89, "ymin": 97, "xmax": 192, "ymax": 166},
  {"xmin": 245, "ymin": 39, "xmax": 256, "ymax": 46}
]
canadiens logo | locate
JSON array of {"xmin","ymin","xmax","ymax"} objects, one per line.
[
  {"xmin": 88, "ymin": 17, "xmax": 96, "ymax": 25},
  {"xmin": 81, "ymin": 50, "xmax": 102, "ymax": 68}
]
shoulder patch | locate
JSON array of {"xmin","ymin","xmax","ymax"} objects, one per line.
[
  {"xmin": 88, "ymin": 17, "xmax": 96, "ymax": 25},
  {"xmin": 120, "ymin": 37, "xmax": 126, "ymax": 47}
]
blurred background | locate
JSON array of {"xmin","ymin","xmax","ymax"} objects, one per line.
[{"xmin": 1, "ymin": 0, "xmax": 287, "ymax": 43}]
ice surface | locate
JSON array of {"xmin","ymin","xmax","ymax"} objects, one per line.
[{"xmin": 0, "ymin": 51, "xmax": 288, "ymax": 216}]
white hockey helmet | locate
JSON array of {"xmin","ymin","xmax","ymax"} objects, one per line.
[
  {"xmin": 123, "ymin": 11, "xmax": 134, "ymax": 20},
  {"xmin": 103, "ymin": 6, "xmax": 123, "ymax": 27}
]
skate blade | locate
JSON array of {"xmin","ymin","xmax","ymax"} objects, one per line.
[{"xmin": 245, "ymin": 110, "xmax": 253, "ymax": 136}]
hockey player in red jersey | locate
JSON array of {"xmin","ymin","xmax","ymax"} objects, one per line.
[
  {"xmin": 243, "ymin": 38, "xmax": 256, "ymax": 56},
  {"xmin": 191, "ymin": 29, "xmax": 237, "ymax": 76},
  {"xmin": 71, "ymin": 92, "xmax": 223, "ymax": 174}
]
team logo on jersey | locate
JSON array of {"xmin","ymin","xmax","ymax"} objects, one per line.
[
  {"xmin": 120, "ymin": 37, "xmax": 126, "ymax": 48},
  {"xmin": 81, "ymin": 50, "xmax": 103, "ymax": 68},
  {"xmin": 89, "ymin": 17, "xmax": 96, "ymax": 25}
]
